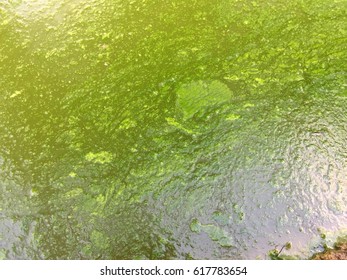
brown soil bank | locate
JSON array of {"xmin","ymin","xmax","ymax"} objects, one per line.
[{"xmin": 311, "ymin": 238, "xmax": 347, "ymax": 260}]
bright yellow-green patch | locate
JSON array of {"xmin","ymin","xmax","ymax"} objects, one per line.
[
  {"xmin": 9, "ymin": 90, "xmax": 22, "ymax": 98},
  {"xmin": 85, "ymin": 151, "xmax": 113, "ymax": 164},
  {"xmin": 226, "ymin": 114, "xmax": 240, "ymax": 121}
]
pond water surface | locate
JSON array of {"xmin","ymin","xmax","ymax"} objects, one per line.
[{"xmin": 0, "ymin": 0, "xmax": 346, "ymax": 259}]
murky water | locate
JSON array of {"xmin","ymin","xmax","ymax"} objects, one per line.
[{"xmin": 0, "ymin": 0, "xmax": 346, "ymax": 259}]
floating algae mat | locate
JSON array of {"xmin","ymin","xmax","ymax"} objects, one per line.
[{"xmin": 0, "ymin": 0, "xmax": 346, "ymax": 259}]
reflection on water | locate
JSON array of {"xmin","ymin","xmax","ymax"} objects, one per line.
[{"xmin": 0, "ymin": 0, "xmax": 346, "ymax": 259}]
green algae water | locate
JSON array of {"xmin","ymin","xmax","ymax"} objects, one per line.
[{"xmin": 0, "ymin": 0, "xmax": 346, "ymax": 259}]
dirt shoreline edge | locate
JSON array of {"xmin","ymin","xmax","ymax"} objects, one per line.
[{"xmin": 310, "ymin": 238, "xmax": 347, "ymax": 260}]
